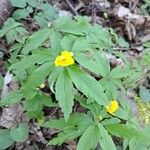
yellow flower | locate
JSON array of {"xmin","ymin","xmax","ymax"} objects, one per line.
[
  {"xmin": 39, "ymin": 84, "xmax": 45, "ymax": 89},
  {"xmin": 55, "ymin": 50, "xmax": 74, "ymax": 67},
  {"xmin": 106, "ymin": 100, "xmax": 119, "ymax": 114}
]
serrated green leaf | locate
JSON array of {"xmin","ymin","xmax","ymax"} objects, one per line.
[
  {"xmin": 0, "ymin": 91, "xmax": 23, "ymax": 107},
  {"xmin": 21, "ymin": 62, "xmax": 52, "ymax": 99},
  {"xmin": 72, "ymin": 38, "xmax": 91, "ymax": 52},
  {"xmin": 55, "ymin": 70, "xmax": 74, "ymax": 121},
  {"xmin": 98, "ymin": 124, "xmax": 116, "ymax": 150},
  {"xmin": 0, "ymin": 18, "xmax": 27, "ymax": 44},
  {"xmin": 40, "ymin": 93, "xmax": 57, "ymax": 107},
  {"xmin": 60, "ymin": 35, "xmax": 77, "ymax": 50},
  {"xmin": 41, "ymin": 3, "xmax": 58, "ymax": 20},
  {"xmin": 92, "ymin": 52, "xmax": 110, "ymax": 77},
  {"xmin": 22, "ymin": 28, "xmax": 51, "ymax": 54},
  {"xmin": 67, "ymin": 66, "xmax": 108, "ymax": 106},
  {"xmin": 43, "ymin": 113, "xmax": 93, "ymax": 130},
  {"xmin": 24, "ymin": 95, "xmax": 42, "ymax": 112},
  {"xmin": 75, "ymin": 53, "xmax": 103, "ymax": 76},
  {"xmin": 55, "ymin": 17, "xmax": 90, "ymax": 35},
  {"xmin": 101, "ymin": 118, "xmax": 121, "ymax": 126},
  {"xmin": 27, "ymin": 110, "xmax": 44, "ymax": 119},
  {"xmin": 0, "ymin": 18, "xmax": 21, "ymax": 38},
  {"xmin": 10, "ymin": 123, "xmax": 29, "ymax": 142},
  {"xmin": 10, "ymin": 0, "xmax": 27, "ymax": 8},
  {"xmin": 77, "ymin": 125, "xmax": 100, "ymax": 150},
  {"xmin": 26, "ymin": 0, "xmax": 39, "ymax": 7},
  {"xmin": 105, "ymin": 124, "xmax": 150, "ymax": 144},
  {"xmin": 34, "ymin": 13, "xmax": 48, "ymax": 27},
  {"xmin": 46, "ymin": 113, "xmax": 94, "ymax": 146},
  {"xmin": 110, "ymin": 66, "xmax": 128, "ymax": 79},
  {"xmin": 87, "ymin": 25, "xmax": 112, "ymax": 50},
  {"xmin": 9, "ymin": 51, "xmax": 53, "ymax": 71},
  {"xmin": 0, "ymin": 129, "xmax": 14, "ymax": 149},
  {"xmin": 48, "ymin": 127, "xmax": 84, "ymax": 146},
  {"xmin": 13, "ymin": 9, "xmax": 29, "ymax": 20},
  {"xmin": 50, "ymin": 30, "xmax": 63, "ymax": 56},
  {"xmin": 48, "ymin": 67, "xmax": 62, "ymax": 93},
  {"xmin": 26, "ymin": 6, "xmax": 33, "ymax": 13},
  {"xmin": 129, "ymin": 137, "xmax": 148, "ymax": 150}
]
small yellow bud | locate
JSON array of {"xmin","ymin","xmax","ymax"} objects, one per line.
[
  {"xmin": 106, "ymin": 100, "xmax": 119, "ymax": 115},
  {"xmin": 39, "ymin": 84, "xmax": 45, "ymax": 89}
]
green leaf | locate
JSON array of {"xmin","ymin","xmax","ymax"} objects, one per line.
[
  {"xmin": 0, "ymin": 129, "xmax": 14, "ymax": 149},
  {"xmin": 10, "ymin": 0, "xmax": 27, "ymax": 8},
  {"xmin": 48, "ymin": 67, "xmax": 61, "ymax": 93},
  {"xmin": 98, "ymin": 124, "xmax": 116, "ymax": 150},
  {"xmin": 27, "ymin": 110, "xmax": 44, "ymax": 119},
  {"xmin": 26, "ymin": 6, "xmax": 33, "ymax": 13},
  {"xmin": 50, "ymin": 30, "xmax": 63, "ymax": 56},
  {"xmin": 129, "ymin": 137, "xmax": 148, "ymax": 150},
  {"xmin": 60, "ymin": 35, "xmax": 77, "ymax": 50},
  {"xmin": 0, "ymin": 75, "xmax": 4, "ymax": 89},
  {"xmin": 24, "ymin": 92, "xmax": 56, "ymax": 111},
  {"xmin": 40, "ymin": 93, "xmax": 57, "ymax": 107},
  {"xmin": 92, "ymin": 52, "xmax": 110, "ymax": 77},
  {"xmin": 10, "ymin": 123, "xmax": 29, "ymax": 142},
  {"xmin": 43, "ymin": 113, "xmax": 93, "ymax": 130},
  {"xmin": 21, "ymin": 62, "xmax": 51, "ymax": 99},
  {"xmin": 26, "ymin": 0, "xmax": 39, "ymax": 7},
  {"xmin": 55, "ymin": 17, "xmax": 90, "ymax": 35},
  {"xmin": 0, "ymin": 18, "xmax": 21, "ymax": 38},
  {"xmin": 67, "ymin": 66, "xmax": 108, "ymax": 106},
  {"xmin": 0, "ymin": 18, "xmax": 27, "ymax": 44},
  {"xmin": 118, "ymin": 37, "xmax": 129, "ymax": 48},
  {"xmin": 87, "ymin": 25, "xmax": 112, "ymax": 50},
  {"xmin": 75, "ymin": 53, "xmax": 103, "ymax": 76},
  {"xmin": 139, "ymin": 86, "xmax": 150, "ymax": 102},
  {"xmin": 72, "ymin": 38, "xmax": 91, "ymax": 52},
  {"xmin": 22, "ymin": 28, "xmax": 51, "ymax": 54},
  {"xmin": 77, "ymin": 125, "xmax": 99, "ymax": 150},
  {"xmin": 110, "ymin": 66, "xmax": 128, "ymax": 79},
  {"xmin": 55, "ymin": 70, "xmax": 74, "ymax": 121},
  {"xmin": 143, "ymin": 41, "xmax": 150, "ymax": 48},
  {"xmin": 0, "ymin": 91, "xmax": 23, "ymax": 107},
  {"xmin": 24, "ymin": 95, "xmax": 42, "ymax": 112},
  {"xmin": 9, "ymin": 51, "xmax": 53, "ymax": 71},
  {"xmin": 49, "ymin": 127, "xmax": 84, "ymax": 146},
  {"xmin": 41, "ymin": 3, "xmax": 58, "ymax": 20},
  {"xmin": 34, "ymin": 13, "xmax": 48, "ymax": 28},
  {"xmin": 141, "ymin": 50, "xmax": 150, "ymax": 68},
  {"xmin": 46, "ymin": 113, "xmax": 94, "ymax": 146},
  {"xmin": 13, "ymin": 9, "xmax": 29, "ymax": 20},
  {"xmin": 105, "ymin": 124, "xmax": 150, "ymax": 144}
]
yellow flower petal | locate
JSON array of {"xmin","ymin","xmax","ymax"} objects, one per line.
[
  {"xmin": 106, "ymin": 100, "xmax": 119, "ymax": 114},
  {"xmin": 55, "ymin": 50, "xmax": 74, "ymax": 67},
  {"xmin": 39, "ymin": 84, "xmax": 45, "ymax": 89}
]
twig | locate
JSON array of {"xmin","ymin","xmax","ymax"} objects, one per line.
[
  {"xmin": 113, "ymin": 47, "xmax": 130, "ymax": 51},
  {"xmin": 135, "ymin": 70, "xmax": 150, "ymax": 84},
  {"xmin": 91, "ymin": 0, "xmax": 97, "ymax": 24},
  {"xmin": 65, "ymin": 0, "xmax": 79, "ymax": 15},
  {"xmin": 131, "ymin": 0, "xmax": 139, "ymax": 11}
]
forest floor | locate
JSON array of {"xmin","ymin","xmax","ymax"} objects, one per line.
[{"xmin": 0, "ymin": 0, "xmax": 150, "ymax": 149}]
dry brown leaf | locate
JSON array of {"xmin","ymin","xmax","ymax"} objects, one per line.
[{"xmin": 0, "ymin": 71, "xmax": 23, "ymax": 128}]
